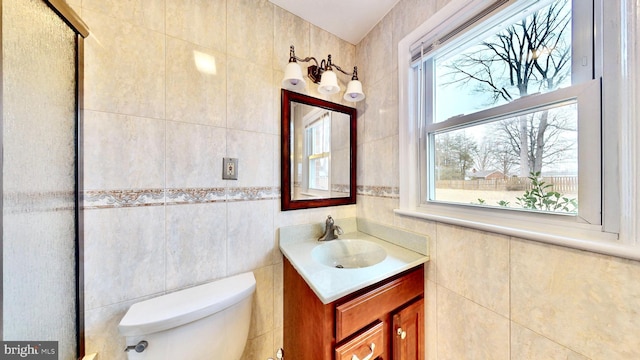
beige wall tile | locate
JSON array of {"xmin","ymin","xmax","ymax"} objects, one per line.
[
  {"xmin": 436, "ymin": 224, "xmax": 510, "ymax": 316},
  {"xmin": 271, "ymin": 71, "xmax": 284, "ymax": 137},
  {"xmin": 83, "ymin": 9, "xmax": 165, "ymax": 119},
  {"xmin": 391, "ymin": 0, "xmax": 436, "ymax": 46},
  {"xmin": 226, "ymin": 130, "xmax": 275, "ymax": 188},
  {"xmin": 272, "ymin": 132, "xmax": 282, "ymax": 196},
  {"xmin": 165, "ymin": 203, "xmax": 228, "ymax": 290},
  {"xmin": 227, "ymin": 0, "xmax": 273, "ymax": 67},
  {"xmin": 310, "ymin": 25, "xmax": 344, "ymax": 63},
  {"xmin": 165, "ymin": 121, "xmax": 227, "ymax": 189},
  {"xmin": 437, "ymin": 285, "xmax": 509, "ymax": 360},
  {"xmin": 273, "ymin": 262, "xmax": 284, "ymax": 329},
  {"xmin": 82, "ymin": 0, "xmax": 164, "ymax": 32},
  {"xmin": 165, "ymin": 0, "xmax": 226, "ymax": 52},
  {"xmin": 227, "ymin": 57, "xmax": 275, "ymax": 133},
  {"xmin": 425, "ymin": 279, "xmax": 437, "ymax": 360},
  {"xmin": 83, "ymin": 110, "xmax": 165, "ymax": 190},
  {"xmin": 356, "ymin": 195, "xmax": 399, "ymax": 227},
  {"xmin": 356, "ymin": 144, "xmax": 366, "ymax": 191},
  {"xmin": 166, "ymin": 38, "xmax": 227, "ymax": 127},
  {"xmin": 363, "ymin": 135, "xmax": 399, "ymax": 187},
  {"xmin": 357, "ymin": 14, "xmax": 393, "ymax": 86},
  {"xmin": 362, "ymin": 71, "xmax": 398, "ymax": 143},
  {"xmin": 511, "ymin": 322, "xmax": 589, "ymax": 360},
  {"xmin": 83, "ymin": 207, "xmax": 166, "ymax": 310},
  {"xmin": 511, "ymin": 238, "xmax": 640, "ymax": 359},
  {"xmin": 227, "ymin": 200, "xmax": 276, "ymax": 274},
  {"xmin": 394, "ymin": 216, "xmax": 437, "ymax": 281},
  {"xmin": 249, "ymin": 265, "xmax": 275, "ymax": 339}
]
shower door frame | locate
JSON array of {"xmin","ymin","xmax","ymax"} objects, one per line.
[{"xmin": 0, "ymin": 0, "xmax": 89, "ymax": 357}]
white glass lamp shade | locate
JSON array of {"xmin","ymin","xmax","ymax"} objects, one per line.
[
  {"xmin": 344, "ymin": 79, "xmax": 365, "ymax": 102},
  {"xmin": 282, "ymin": 61, "xmax": 306, "ymax": 90},
  {"xmin": 317, "ymin": 70, "xmax": 340, "ymax": 94}
]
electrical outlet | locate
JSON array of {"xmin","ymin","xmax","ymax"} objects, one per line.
[{"xmin": 222, "ymin": 158, "xmax": 238, "ymax": 180}]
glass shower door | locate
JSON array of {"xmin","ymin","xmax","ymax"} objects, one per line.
[{"xmin": 2, "ymin": 0, "xmax": 80, "ymax": 358}]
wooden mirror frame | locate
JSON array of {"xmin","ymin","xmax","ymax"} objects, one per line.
[{"xmin": 281, "ymin": 89, "xmax": 357, "ymax": 210}]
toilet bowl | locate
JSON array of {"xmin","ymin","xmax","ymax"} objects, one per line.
[{"xmin": 118, "ymin": 272, "xmax": 256, "ymax": 360}]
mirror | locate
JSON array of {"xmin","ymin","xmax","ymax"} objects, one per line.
[{"xmin": 281, "ymin": 89, "xmax": 357, "ymax": 210}]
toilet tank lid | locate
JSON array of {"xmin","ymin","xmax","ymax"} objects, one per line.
[{"xmin": 118, "ymin": 271, "xmax": 256, "ymax": 337}]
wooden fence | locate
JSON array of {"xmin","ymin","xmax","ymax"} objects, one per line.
[{"xmin": 436, "ymin": 176, "xmax": 577, "ymax": 193}]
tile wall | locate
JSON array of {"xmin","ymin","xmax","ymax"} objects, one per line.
[
  {"xmin": 71, "ymin": 0, "xmax": 356, "ymax": 358},
  {"xmin": 356, "ymin": 0, "xmax": 640, "ymax": 359}
]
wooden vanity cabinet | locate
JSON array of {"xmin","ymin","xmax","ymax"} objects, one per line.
[{"xmin": 283, "ymin": 258, "xmax": 425, "ymax": 360}]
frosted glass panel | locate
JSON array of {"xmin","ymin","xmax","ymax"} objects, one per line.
[{"xmin": 2, "ymin": 0, "xmax": 78, "ymax": 358}]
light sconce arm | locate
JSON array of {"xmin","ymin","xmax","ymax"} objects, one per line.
[
  {"xmin": 326, "ymin": 58, "xmax": 357, "ymax": 79},
  {"xmin": 288, "ymin": 45, "xmax": 319, "ymax": 67}
]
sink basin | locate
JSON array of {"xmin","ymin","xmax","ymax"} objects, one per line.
[{"xmin": 311, "ymin": 239, "xmax": 387, "ymax": 269}]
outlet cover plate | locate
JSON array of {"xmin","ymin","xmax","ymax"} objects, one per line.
[{"xmin": 222, "ymin": 158, "xmax": 238, "ymax": 180}]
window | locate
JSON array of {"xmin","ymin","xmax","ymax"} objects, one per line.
[
  {"xmin": 414, "ymin": 0, "xmax": 600, "ymax": 221},
  {"xmin": 306, "ymin": 114, "xmax": 331, "ymax": 191},
  {"xmin": 397, "ymin": 0, "xmax": 630, "ymax": 251}
]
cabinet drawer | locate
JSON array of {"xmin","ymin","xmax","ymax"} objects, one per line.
[
  {"xmin": 335, "ymin": 321, "xmax": 384, "ymax": 360},
  {"xmin": 335, "ymin": 266, "xmax": 423, "ymax": 341}
]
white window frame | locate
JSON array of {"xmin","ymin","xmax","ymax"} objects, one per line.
[
  {"xmin": 304, "ymin": 111, "xmax": 331, "ymax": 196},
  {"xmin": 397, "ymin": 0, "xmax": 640, "ymax": 260}
]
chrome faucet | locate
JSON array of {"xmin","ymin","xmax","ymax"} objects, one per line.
[{"xmin": 318, "ymin": 215, "xmax": 344, "ymax": 241}]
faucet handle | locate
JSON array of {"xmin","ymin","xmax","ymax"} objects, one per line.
[{"xmin": 335, "ymin": 225, "xmax": 344, "ymax": 235}]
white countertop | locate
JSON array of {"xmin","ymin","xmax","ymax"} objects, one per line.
[{"xmin": 279, "ymin": 229, "xmax": 429, "ymax": 304}]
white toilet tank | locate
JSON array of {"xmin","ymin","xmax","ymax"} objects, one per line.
[{"xmin": 118, "ymin": 272, "xmax": 256, "ymax": 360}]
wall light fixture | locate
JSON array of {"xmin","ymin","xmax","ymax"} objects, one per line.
[{"xmin": 282, "ymin": 45, "xmax": 365, "ymax": 102}]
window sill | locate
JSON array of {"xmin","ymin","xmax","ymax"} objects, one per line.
[{"xmin": 394, "ymin": 207, "xmax": 640, "ymax": 261}]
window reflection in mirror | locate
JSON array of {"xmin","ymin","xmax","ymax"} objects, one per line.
[{"xmin": 281, "ymin": 89, "xmax": 356, "ymax": 210}]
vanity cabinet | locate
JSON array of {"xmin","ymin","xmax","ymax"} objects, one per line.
[{"xmin": 283, "ymin": 258, "xmax": 424, "ymax": 360}]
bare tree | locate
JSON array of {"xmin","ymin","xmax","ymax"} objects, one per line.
[
  {"xmin": 492, "ymin": 109, "xmax": 576, "ymax": 173},
  {"xmin": 442, "ymin": 0, "xmax": 573, "ymax": 176},
  {"xmin": 435, "ymin": 132, "xmax": 478, "ymax": 180},
  {"xmin": 492, "ymin": 143, "xmax": 518, "ymax": 177},
  {"xmin": 474, "ymin": 136, "xmax": 519, "ymax": 176},
  {"xmin": 472, "ymin": 137, "xmax": 497, "ymax": 171}
]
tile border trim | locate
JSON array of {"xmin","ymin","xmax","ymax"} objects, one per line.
[
  {"xmin": 357, "ymin": 185, "xmax": 400, "ymax": 199},
  {"xmin": 82, "ymin": 187, "xmax": 280, "ymax": 209},
  {"xmin": 82, "ymin": 185, "xmax": 398, "ymax": 209}
]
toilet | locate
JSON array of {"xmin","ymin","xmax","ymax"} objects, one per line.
[{"xmin": 118, "ymin": 272, "xmax": 256, "ymax": 360}]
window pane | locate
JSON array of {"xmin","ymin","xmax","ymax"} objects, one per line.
[
  {"xmin": 433, "ymin": 0, "xmax": 572, "ymax": 123},
  {"xmin": 309, "ymin": 157, "xmax": 329, "ymax": 190},
  {"xmin": 430, "ymin": 102, "xmax": 578, "ymax": 214},
  {"xmin": 310, "ymin": 124, "xmax": 322, "ymax": 154}
]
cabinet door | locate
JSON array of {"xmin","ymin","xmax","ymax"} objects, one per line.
[{"xmin": 392, "ymin": 298, "xmax": 424, "ymax": 360}]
